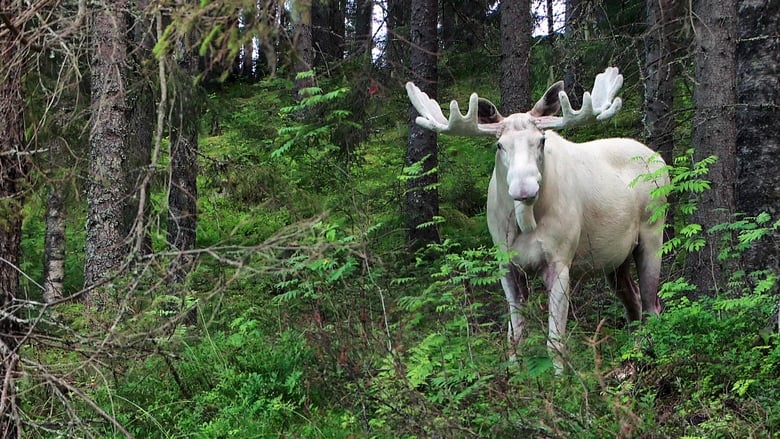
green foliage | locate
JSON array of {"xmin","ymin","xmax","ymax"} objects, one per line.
[
  {"xmin": 710, "ymin": 211, "xmax": 780, "ymax": 263},
  {"xmin": 271, "ymin": 221, "xmax": 360, "ymax": 303},
  {"xmin": 368, "ymin": 242, "xmax": 509, "ymax": 436},
  {"xmin": 275, "ymin": 80, "xmax": 362, "ymax": 187},
  {"xmin": 109, "ymin": 323, "xmax": 336, "ymax": 438},
  {"xmin": 17, "ymin": 22, "xmax": 780, "ymax": 439},
  {"xmin": 642, "ymin": 148, "xmax": 719, "ymax": 256},
  {"xmin": 634, "ymin": 286, "xmax": 780, "ymax": 438}
]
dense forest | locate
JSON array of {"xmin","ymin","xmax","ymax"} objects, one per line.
[{"xmin": 0, "ymin": 0, "xmax": 779, "ymax": 437}]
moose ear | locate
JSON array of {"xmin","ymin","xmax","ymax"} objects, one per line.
[
  {"xmin": 528, "ymin": 81, "xmax": 564, "ymax": 117},
  {"xmin": 477, "ymin": 98, "xmax": 503, "ymax": 124}
]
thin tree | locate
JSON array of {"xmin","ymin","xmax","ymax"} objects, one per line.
[
  {"xmin": 736, "ymin": 0, "xmax": 780, "ymax": 281},
  {"xmin": 643, "ymin": 0, "xmax": 684, "ymax": 243},
  {"xmin": 404, "ymin": 0, "xmax": 439, "ymax": 247},
  {"xmin": 385, "ymin": 0, "xmax": 411, "ymax": 71},
  {"xmin": 43, "ymin": 183, "xmax": 66, "ymax": 304},
  {"xmin": 126, "ymin": 0, "xmax": 156, "ymax": 256},
  {"xmin": 353, "ymin": 0, "xmax": 374, "ymax": 55},
  {"xmin": 441, "ymin": 1, "xmax": 488, "ymax": 49},
  {"xmin": 0, "ymin": 0, "xmax": 28, "ymax": 432},
  {"xmin": 292, "ymin": 0, "xmax": 315, "ymax": 97},
  {"xmin": 563, "ymin": 0, "xmax": 584, "ymax": 108},
  {"xmin": 168, "ymin": 50, "xmax": 202, "ymax": 284},
  {"xmin": 84, "ymin": 0, "xmax": 130, "ymax": 308},
  {"xmin": 685, "ymin": 0, "xmax": 737, "ymax": 296},
  {"xmin": 500, "ymin": 0, "xmax": 532, "ymax": 114},
  {"xmin": 643, "ymin": 0, "xmax": 682, "ymax": 165},
  {"xmin": 313, "ymin": 0, "xmax": 345, "ymax": 66},
  {"xmin": 241, "ymin": 6, "xmax": 256, "ymax": 79},
  {"xmin": 546, "ymin": 0, "xmax": 555, "ymax": 36}
]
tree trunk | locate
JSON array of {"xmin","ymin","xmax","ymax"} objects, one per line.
[
  {"xmin": 168, "ymin": 52, "xmax": 201, "ymax": 284},
  {"xmin": 441, "ymin": 0, "xmax": 487, "ymax": 49},
  {"xmin": 563, "ymin": 0, "xmax": 585, "ymax": 109},
  {"xmin": 353, "ymin": 0, "xmax": 373, "ymax": 55},
  {"xmin": 736, "ymin": 0, "xmax": 780, "ymax": 278},
  {"xmin": 241, "ymin": 5, "xmax": 256, "ymax": 79},
  {"xmin": 500, "ymin": 0, "xmax": 532, "ymax": 114},
  {"xmin": 84, "ymin": 0, "xmax": 130, "ymax": 309},
  {"xmin": 685, "ymin": 0, "xmax": 737, "ymax": 297},
  {"xmin": 547, "ymin": 0, "xmax": 555, "ymax": 36},
  {"xmin": 0, "ymin": 1, "xmax": 27, "ymax": 431},
  {"xmin": 405, "ymin": 0, "xmax": 439, "ymax": 248},
  {"xmin": 126, "ymin": 1, "xmax": 155, "ymax": 257},
  {"xmin": 441, "ymin": 0, "xmax": 456, "ymax": 49},
  {"xmin": 643, "ymin": 0, "xmax": 681, "ymax": 165},
  {"xmin": 386, "ymin": 0, "xmax": 411, "ymax": 72},
  {"xmin": 43, "ymin": 188, "xmax": 66, "ymax": 304},
  {"xmin": 313, "ymin": 0, "xmax": 345, "ymax": 66},
  {"xmin": 292, "ymin": 0, "xmax": 315, "ymax": 97},
  {"xmin": 644, "ymin": 0, "xmax": 683, "ymax": 243},
  {"xmin": 242, "ymin": 35, "xmax": 255, "ymax": 79}
]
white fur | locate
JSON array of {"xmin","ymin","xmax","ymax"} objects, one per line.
[
  {"xmin": 489, "ymin": 126, "xmax": 667, "ymax": 372},
  {"xmin": 406, "ymin": 68, "xmax": 668, "ymax": 373}
]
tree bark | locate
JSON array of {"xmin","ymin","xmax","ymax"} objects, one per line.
[
  {"xmin": 547, "ymin": 0, "xmax": 555, "ymax": 36},
  {"xmin": 0, "ymin": 0, "xmax": 27, "ymax": 431},
  {"xmin": 644, "ymin": 0, "xmax": 684, "ymax": 242},
  {"xmin": 353, "ymin": 0, "xmax": 373, "ymax": 55},
  {"xmin": 43, "ymin": 188, "xmax": 66, "ymax": 304},
  {"xmin": 736, "ymin": 0, "xmax": 780, "ymax": 277},
  {"xmin": 405, "ymin": 0, "xmax": 439, "ymax": 248},
  {"xmin": 386, "ymin": 0, "xmax": 411, "ymax": 72},
  {"xmin": 292, "ymin": 0, "xmax": 315, "ymax": 97},
  {"xmin": 126, "ymin": 0, "xmax": 155, "ymax": 257},
  {"xmin": 685, "ymin": 0, "xmax": 737, "ymax": 296},
  {"xmin": 84, "ymin": 0, "xmax": 130, "ymax": 309},
  {"xmin": 441, "ymin": 0, "xmax": 488, "ymax": 49},
  {"xmin": 313, "ymin": 0, "xmax": 345, "ymax": 66},
  {"xmin": 500, "ymin": 0, "xmax": 532, "ymax": 114},
  {"xmin": 168, "ymin": 52, "xmax": 201, "ymax": 284},
  {"xmin": 643, "ymin": 0, "xmax": 681, "ymax": 165},
  {"xmin": 241, "ymin": 6, "xmax": 256, "ymax": 79},
  {"xmin": 561, "ymin": 0, "xmax": 586, "ymax": 109}
]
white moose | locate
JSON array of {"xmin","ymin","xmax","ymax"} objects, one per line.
[{"xmin": 406, "ymin": 67, "xmax": 668, "ymax": 372}]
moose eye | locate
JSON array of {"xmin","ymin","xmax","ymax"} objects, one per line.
[
  {"xmin": 496, "ymin": 142, "xmax": 504, "ymax": 151},
  {"xmin": 539, "ymin": 135, "xmax": 546, "ymax": 148}
]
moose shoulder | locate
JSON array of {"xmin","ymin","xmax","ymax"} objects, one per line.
[{"xmin": 406, "ymin": 67, "xmax": 669, "ymax": 373}]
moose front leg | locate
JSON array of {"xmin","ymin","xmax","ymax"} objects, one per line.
[
  {"xmin": 502, "ymin": 264, "xmax": 530, "ymax": 360},
  {"xmin": 545, "ymin": 262, "xmax": 571, "ymax": 374}
]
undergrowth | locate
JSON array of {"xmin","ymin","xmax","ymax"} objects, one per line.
[{"xmin": 17, "ymin": 56, "xmax": 780, "ymax": 438}]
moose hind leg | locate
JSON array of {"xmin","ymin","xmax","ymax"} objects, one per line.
[
  {"xmin": 634, "ymin": 232, "xmax": 663, "ymax": 315},
  {"xmin": 502, "ymin": 264, "xmax": 529, "ymax": 359},
  {"xmin": 608, "ymin": 258, "xmax": 643, "ymax": 322}
]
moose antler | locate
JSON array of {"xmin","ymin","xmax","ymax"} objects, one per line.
[
  {"xmin": 534, "ymin": 67, "xmax": 624, "ymax": 130},
  {"xmin": 405, "ymin": 82, "xmax": 501, "ymax": 137}
]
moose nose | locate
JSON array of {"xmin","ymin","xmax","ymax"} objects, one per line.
[{"xmin": 508, "ymin": 178, "xmax": 539, "ymax": 203}]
